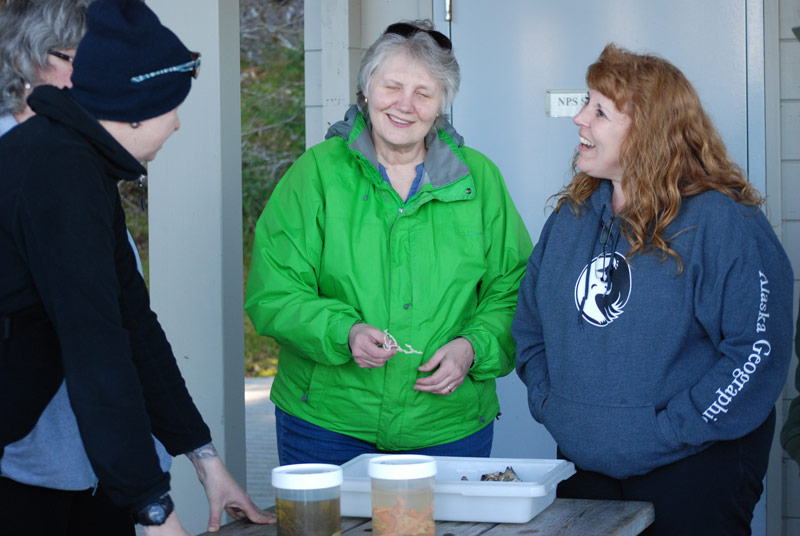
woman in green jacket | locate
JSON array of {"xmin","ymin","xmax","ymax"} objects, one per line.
[{"xmin": 245, "ymin": 20, "xmax": 532, "ymax": 465}]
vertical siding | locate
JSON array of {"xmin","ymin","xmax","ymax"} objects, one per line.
[
  {"xmin": 305, "ymin": 0, "xmax": 435, "ymax": 148},
  {"xmin": 304, "ymin": 0, "xmax": 323, "ymax": 147},
  {"xmin": 782, "ymin": 0, "xmax": 800, "ymax": 533}
]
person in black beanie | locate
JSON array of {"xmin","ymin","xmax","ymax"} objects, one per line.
[{"xmin": 0, "ymin": 0, "xmax": 274, "ymax": 534}]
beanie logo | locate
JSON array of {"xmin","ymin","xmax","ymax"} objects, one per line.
[{"xmin": 574, "ymin": 251, "xmax": 631, "ymax": 327}]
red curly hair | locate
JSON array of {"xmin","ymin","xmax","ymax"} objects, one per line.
[{"xmin": 555, "ymin": 44, "xmax": 762, "ymax": 272}]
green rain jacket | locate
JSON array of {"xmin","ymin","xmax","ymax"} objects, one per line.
[{"xmin": 245, "ymin": 107, "xmax": 532, "ymax": 450}]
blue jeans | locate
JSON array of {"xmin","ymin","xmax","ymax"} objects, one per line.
[{"xmin": 275, "ymin": 406, "xmax": 494, "ymax": 466}]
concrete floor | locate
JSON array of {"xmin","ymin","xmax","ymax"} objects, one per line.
[{"xmin": 244, "ymin": 376, "xmax": 279, "ymax": 509}]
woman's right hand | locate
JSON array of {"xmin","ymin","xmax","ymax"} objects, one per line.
[
  {"xmin": 142, "ymin": 511, "xmax": 191, "ymax": 536},
  {"xmin": 349, "ymin": 323, "xmax": 397, "ymax": 368}
]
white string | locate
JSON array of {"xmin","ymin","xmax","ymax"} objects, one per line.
[{"xmin": 382, "ymin": 329, "xmax": 422, "ymax": 354}]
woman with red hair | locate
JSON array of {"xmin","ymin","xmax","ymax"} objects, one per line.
[{"xmin": 512, "ymin": 44, "xmax": 794, "ymax": 535}]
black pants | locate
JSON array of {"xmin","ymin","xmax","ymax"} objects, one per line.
[
  {"xmin": 0, "ymin": 476, "xmax": 135, "ymax": 536},
  {"xmin": 557, "ymin": 408, "xmax": 775, "ymax": 536}
]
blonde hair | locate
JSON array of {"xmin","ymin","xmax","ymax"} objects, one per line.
[{"xmin": 556, "ymin": 44, "xmax": 762, "ymax": 272}]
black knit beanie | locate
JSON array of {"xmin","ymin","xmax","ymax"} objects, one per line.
[{"xmin": 70, "ymin": 0, "xmax": 198, "ymax": 122}]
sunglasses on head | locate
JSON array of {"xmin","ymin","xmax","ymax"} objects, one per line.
[
  {"xmin": 384, "ymin": 22, "xmax": 452, "ymax": 51},
  {"xmin": 130, "ymin": 52, "xmax": 201, "ymax": 84}
]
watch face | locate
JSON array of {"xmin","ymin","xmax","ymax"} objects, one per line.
[
  {"xmin": 145, "ymin": 503, "xmax": 167, "ymax": 525},
  {"xmin": 136, "ymin": 494, "xmax": 173, "ymax": 526}
]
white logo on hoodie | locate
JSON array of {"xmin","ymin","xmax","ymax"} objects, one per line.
[{"xmin": 574, "ymin": 252, "xmax": 632, "ymax": 327}]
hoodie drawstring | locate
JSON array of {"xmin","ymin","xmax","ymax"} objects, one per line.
[
  {"xmin": 578, "ymin": 217, "xmax": 604, "ymax": 329},
  {"xmin": 578, "ymin": 214, "xmax": 617, "ymax": 329},
  {"xmin": 600, "ymin": 217, "xmax": 620, "ymax": 283}
]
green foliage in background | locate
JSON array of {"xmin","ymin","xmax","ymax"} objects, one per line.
[
  {"xmin": 240, "ymin": 1, "xmax": 305, "ymax": 376},
  {"xmin": 240, "ymin": 42, "xmax": 305, "ymax": 256},
  {"xmin": 119, "ymin": 179, "xmax": 150, "ymax": 280},
  {"xmin": 121, "ymin": 1, "xmax": 304, "ymax": 377}
]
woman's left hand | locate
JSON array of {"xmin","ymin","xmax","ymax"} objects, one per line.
[
  {"xmin": 187, "ymin": 443, "xmax": 275, "ymax": 532},
  {"xmin": 414, "ymin": 337, "xmax": 474, "ymax": 396}
]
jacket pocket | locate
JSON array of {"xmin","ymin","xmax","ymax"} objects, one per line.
[
  {"xmin": 453, "ymin": 374, "xmax": 483, "ymax": 422},
  {"xmin": 305, "ymin": 360, "xmax": 330, "ymax": 401},
  {"xmin": 528, "ymin": 380, "xmax": 549, "ymax": 422},
  {"xmin": 540, "ymin": 391, "xmax": 691, "ymax": 479}
]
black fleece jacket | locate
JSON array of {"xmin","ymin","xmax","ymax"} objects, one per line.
[{"xmin": 0, "ymin": 85, "xmax": 210, "ymax": 509}]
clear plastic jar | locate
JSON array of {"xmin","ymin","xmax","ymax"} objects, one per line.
[
  {"xmin": 272, "ymin": 463, "xmax": 343, "ymax": 536},
  {"xmin": 368, "ymin": 454, "xmax": 436, "ymax": 536}
]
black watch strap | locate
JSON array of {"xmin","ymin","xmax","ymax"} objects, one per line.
[{"xmin": 132, "ymin": 493, "xmax": 174, "ymax": 526}]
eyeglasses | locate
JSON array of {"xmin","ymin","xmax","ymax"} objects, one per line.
[
  {"xmin": 130, "ymin": 52, "xmax": 202, "ymax": 84},
  {"xmin": 47, "ymin": 49, "xmax": 74, "ymax": 64},
  {"xmin": 384, "ymin": 22, "xmax": 452, "ymax": 51}
]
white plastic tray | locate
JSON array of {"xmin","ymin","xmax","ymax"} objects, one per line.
[{"xmin": 340, "ymin": 454, "xmax": 575, "ymax": 523}]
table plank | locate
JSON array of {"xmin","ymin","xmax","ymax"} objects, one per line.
[
  {"xmin": 195, "ymin": 498, "xmax": 654, "ymax": 536},
  {"xmin": 483, "ymin": 498, "xmax": 654, "ymax": 536},
  {"xmin": 196, "ymin": 514, "xmax": 369, "ymax": 535},
  {"xmin": 342, "ymin": 519, "xmax": 496, "ymax": 536}
]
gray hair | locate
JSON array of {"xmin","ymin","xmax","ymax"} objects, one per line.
[
  {"xmin": 357, "ymin": 19, "xmax": 460, "ymax": 131},
  {"xmin": 0, "ymin": 0, "xmax": 90, "ymax": 116}
]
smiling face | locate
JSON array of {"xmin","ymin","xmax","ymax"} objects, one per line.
[
  {"xmin": 573, "ymin": 89, "xmax": 631, "ymax": 184},
  {"xmin": 367, "ymin": 51, "xmax": 443, "ymax": 158}
]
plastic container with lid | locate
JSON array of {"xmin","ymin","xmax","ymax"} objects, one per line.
[
  {"xmin": 271, "ymin": 463, "xmax": 343, "ymax": 536},
  {"xmin": 368, "ymin": 454, "xmax": 436, "ymax": 536},
  {"xmin": 342, "ymin": 454, "xmax": 575, "ymax": 523}
]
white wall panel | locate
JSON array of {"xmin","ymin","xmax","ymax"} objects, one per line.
[
  {"xmin": 784, "ymin": 221, "xmax": 800, "ymax": 273},
  {"xmin": 780, "ymin": 0, "xmax": 800, "ymax": 37},
  {"xmin": 782, "ymin": 162, "xmax": 800, "ymax": 219},
  {"xmin": 782, "ymin": 103, "xmax": 800, "ymax": 160},
  {"xmin": 781, "ymin": 41, "xmax": 800, "ymax": 99}
]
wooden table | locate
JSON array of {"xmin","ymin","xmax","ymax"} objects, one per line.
[{"xmin": 198, "ymin": 498, "xmax": 654, "ymax": 536}]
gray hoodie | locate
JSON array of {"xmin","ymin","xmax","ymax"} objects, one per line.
[{"xmin": 512, "ymin": 180, "xmax": 793, "ymax": 478}]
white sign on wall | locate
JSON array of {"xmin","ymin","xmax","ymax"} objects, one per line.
[{"xmin": 546, "ymin": 89, "xmax": 589, "ymax": 117}]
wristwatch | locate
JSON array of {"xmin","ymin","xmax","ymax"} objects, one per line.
[{"xmin": 132, "ymin": 493, "xmax": 174, "ymax": 526}]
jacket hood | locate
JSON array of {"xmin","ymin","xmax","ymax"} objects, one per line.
[
  {"xmin": 589, "ymin": 180, "xmax": 614, "ymax": 220},
  {"xmin": 28, "ymin": 85, "xmax": 146, "ymax": 182},
  {"xmin": 576, "ymin": 180, "xmax": 621, "ymax": 328},
  {"xmin": 325, "ymin": 105, "xmax": 470, "ymax": 190},
  {"xmin": 324, "ymin": 104, "xmax": 361, "ymax": 142}
]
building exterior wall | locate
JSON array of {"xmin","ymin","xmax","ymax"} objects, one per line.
[{"xmin": 779, "ymin": 0, "xmax": 800, "ymax": 533}]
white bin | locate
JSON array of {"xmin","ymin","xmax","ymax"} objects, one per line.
[{"xmin": 341, "ymin": 454, "xmax": 575, "ymax": 524}]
